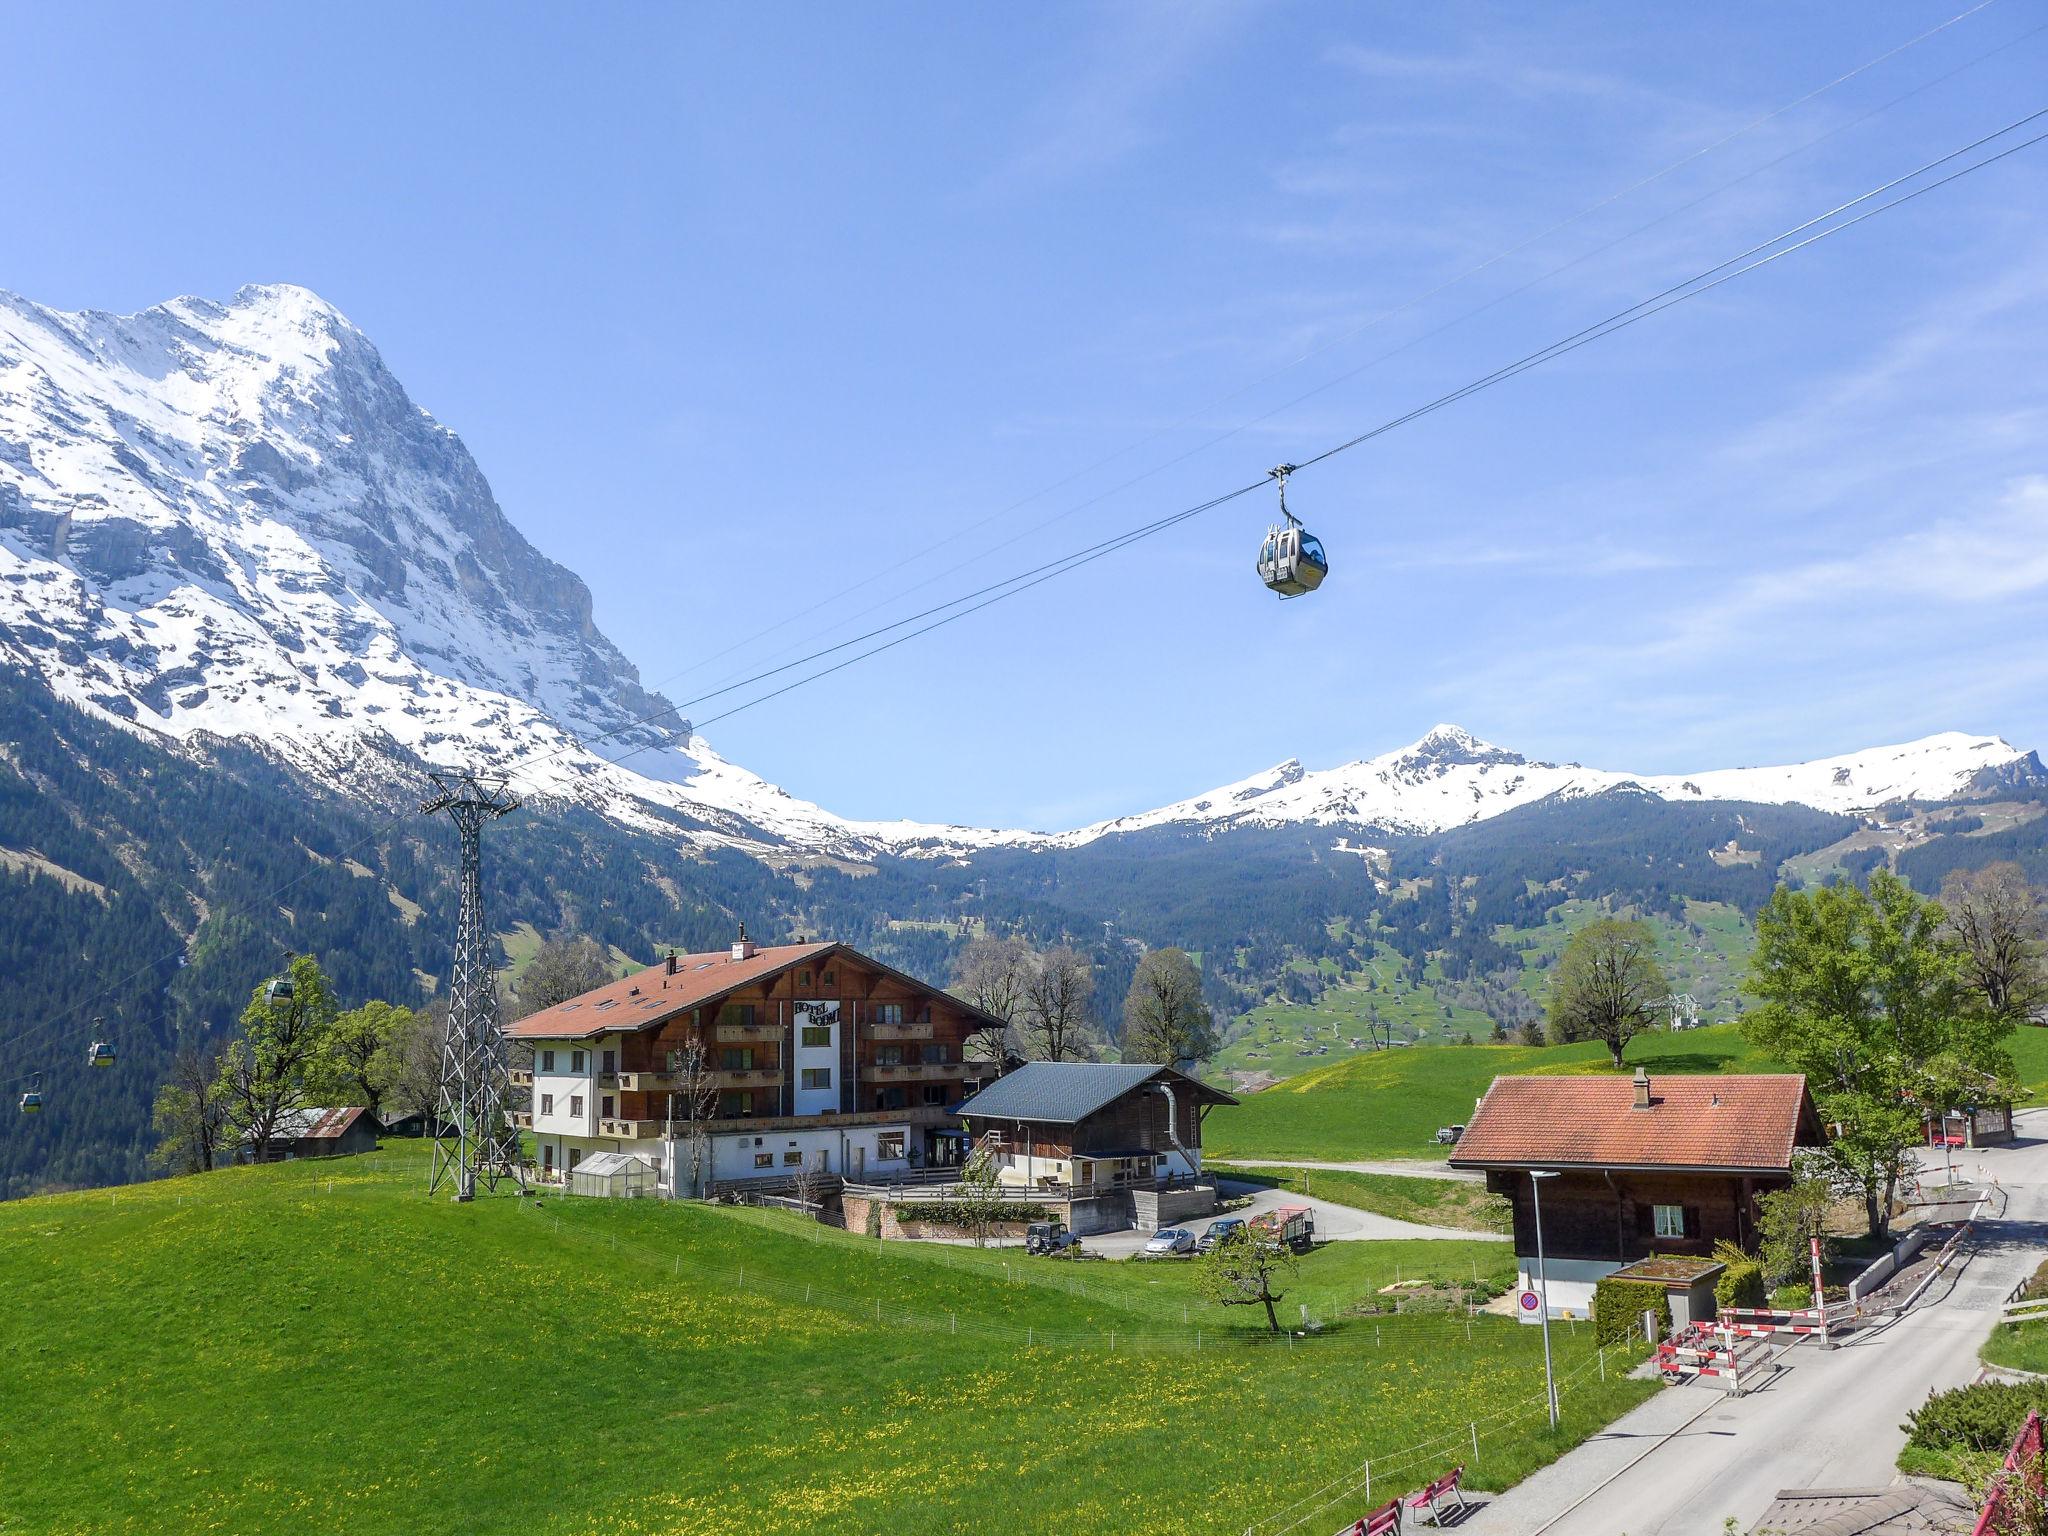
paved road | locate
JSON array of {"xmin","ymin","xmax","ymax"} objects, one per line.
[
  {"xmin": 1081, "ymin": 1180, "xmax": 1506, "ymax": 1258},
  {"xmin": 1461, "ymin": 1122, "xmax": 2048, "ymax": 1535},
  {"xmin": 1217, "ymin": 1157, "xmax": 1484, "ymax": 1184}
]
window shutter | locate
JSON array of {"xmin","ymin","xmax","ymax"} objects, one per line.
[
  {"xmin": 1683, "ymin": 1206, "xmax": 1702, "ymax": 1239},
  {"xmin": 1635, "ymin": 1202, "xmax": 1653, "ymax": 1235}
]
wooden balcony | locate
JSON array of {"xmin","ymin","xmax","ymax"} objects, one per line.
[
  {"xmin": 865, "ymin": 1020, "xmax": 933, "ymax": 1041},
  {"xmin": 710, "ymin": 1067, "xmax": 784, "ymax": 1090},
  {"xmin": 715, "ymin": 1021, "xmax": 780, "ymax": 1043},
  {"xmin": 865, "ymin": 1061, "xmax": 958, "ymax": 1083}
]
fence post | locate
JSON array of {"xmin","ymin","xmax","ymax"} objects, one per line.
[
  {"xmin": 1471, "ymin": 1422, "xmax": 1479, "ymax": 1460},
  {"xmin": 1599, "ymin": 1347, "xmax": 1605, "ymax": 1381}
]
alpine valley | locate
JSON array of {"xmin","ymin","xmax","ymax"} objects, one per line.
[{"xmin": 2, "ymin": 284, "xmax": 2044, "ymax": 1194}]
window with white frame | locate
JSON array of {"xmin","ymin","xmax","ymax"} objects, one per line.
[
  {"xmin": 540, "ymin": 1093, "xmax": 554, "ymax": 1115},
  {"xmin": 1653, "ymin": 1204, "xmax": 1686, "ymax": 1239},
  {"xmin": 569, "ymin": 1095, "xmax": 584, "ymax": 1117}
]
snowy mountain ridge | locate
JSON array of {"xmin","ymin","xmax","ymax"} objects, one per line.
[{"xmin": 0, "ymin": 284, "xmax": 2037, "ymax": 859}]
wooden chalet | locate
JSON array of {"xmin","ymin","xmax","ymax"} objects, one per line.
[
  {"xmin": 1449, "ymin": 1068, "xmax": 1826, "ymax": 1318},
  {"xmin": 507, "ymin": 929, "xmax": 1005, "ymax": 1193}
]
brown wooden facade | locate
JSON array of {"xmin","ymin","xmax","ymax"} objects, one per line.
[
  {"xmin": 1484, "ymin": 1167, "xmax": 1791, "ymax": 1266},
  {"xmin": 520, "ymin": 944, "xmax": 998, "ymax": 1138}
]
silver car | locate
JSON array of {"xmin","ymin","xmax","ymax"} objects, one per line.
[{"xmin": 1143, "ymin": 1227, "xmax": 1195, "ymax": 1257}]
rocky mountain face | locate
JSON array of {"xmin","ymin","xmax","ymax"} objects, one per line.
[
  {"xmin": 2, "ymin": 282, "xmax": 2045, "ymax": 1198},
  {"xmin": 3, "ymin": 283, "xmax": 2040, "ymax": 867}
]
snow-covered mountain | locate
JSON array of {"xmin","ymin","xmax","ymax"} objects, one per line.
[
  {"xmin": 0, "ymin": 284, "xmax": 2038, "ymax": 862},
  {"xmin": 1058, "ymin": 723, "xmax": 2044, "ymax": 842},
  {"xmin": 0, "ymin": 283, "xmax": 1027, "ymax": 859}
]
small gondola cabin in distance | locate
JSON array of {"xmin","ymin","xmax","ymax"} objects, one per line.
[
  {"xmin": 506, "ymin": 929, "xmax": 1007, "ymax": 1194},
  {"xmin": 1448, "ymin": 1068, "xmax": 1826, "ymax": 1318}
]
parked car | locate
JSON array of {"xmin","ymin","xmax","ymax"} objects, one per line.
[
  {"xmin": 1434, "ymin": 1123, "xmax": 1466, "ymax": 1146},
  {"xmin": 1025, "ymin": 1220, "xmax": 1081, "ymax": 1257},
  {"xmin": 1143, "ymin": 1227, "xmax": 1196, "ymax": 1257},
  {"xmin": 1196, "ymin": 1217, "xmax": 1246, "ymax": 1253}
]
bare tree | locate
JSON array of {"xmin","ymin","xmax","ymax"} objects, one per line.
[
  {"xmin": 665, "ymin": 1037, "xmax": 720, "ymax": 1198},
  {"xmin": 150, "ymin": 1041, "xmax": 227, "ymax": 1175},
  {"xmin": 789, "ymin": 1150, "xmax": 826, "ymax": 1219},
  {"xmin": 1123, "ymin": 948, "xmax": 1216, "ymax": 1064},
  {"xmin": 513, "ymin": 934, "xmax": 619, "ymax": 1019},
  {"xmin": 1023, "ymin": 945, "xmax": 1094, "ymax": 1061},
  {"xmin": 369, "ymin": 998, "xmax": 449, "ymax": 1124},
  {"xmin": 952, "ymin": 1144, "xmax": 1009, "ymax": 1248},
  {"xmin": 954, "ymin": 933, "xmax": 1032, "ymax": 1068},
  {"xmin": 1942, "ymin": 863, "xmax": 2048, "ymax": 1026}
]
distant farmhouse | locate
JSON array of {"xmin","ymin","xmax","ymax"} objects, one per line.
[
  {"xmin": 228, "ymin": 1105, "xmax": 381, "ymax": 1164},
  {"xmin": 1450, "ymin": 1069, "xmax": 1825, "ymax": 1318},
  {"xmin": 508, "ymin": 930, "xmax": 1007, "ymax": 1194}
]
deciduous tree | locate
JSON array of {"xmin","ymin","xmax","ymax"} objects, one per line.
[
  {"xmin": 315, "ymin": 999, "xmax": 412, "ymax": 1119},
  {"xmin": 953, "ymin": 934, "xmax": 1031, "ymax": 1065},
  {"xmin": 1545, "ymin": 918, "xmax": 1668, "ymax": 1068},
  {"xmin": 513, "ymin": 935, "xmax": 618, "ymax": 1018},
  {"xmin": 1123, "ymin": 947, "xmax": 1216, "ymax": 1064},
  {"xmin": 1023, "ymin": 946, "xmax": 1094, "ymax": 1062},
  {"xmin": 369, "ymin": 999, "xmax": 447, "ymax": 1124},
  {"xmin": 149, "ymin": 1041, "xmax": 227, "ymax": 1175},
  {"xmin": 1199, "ymin": 1224, "xmax": 1297, "ymax": 1334},
  {"xmin": 1744, "ymin": 871, "xmax": 2009, "ymax": 1237},
  {"xmin": 1942, "ymin": 863, "xmax": 2048, "ymax": 1027},
  {"xmin": 212, "ymin": 955, "xmax": 341, "ymax": 1161}
]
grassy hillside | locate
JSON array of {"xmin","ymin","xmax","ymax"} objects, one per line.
[
  {"xmin": 1208, "ymin": 899, "xmax": 1758, "ymax": 1090},
  {"xmin": 1208, "ymin": 1022, "xmax": 2048, "ymax": 1162},
  {"xmin": 0, "ymin": 1144, "xmax": 1657, "ymax": 1536}
]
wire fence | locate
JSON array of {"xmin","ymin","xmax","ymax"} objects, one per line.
[
  {"xmin": 1239, "ymin": 1344, "xmax": 1637, "ymax": 1536},
  {"xmin": 523, "ymin": 1192, "xmax": 1595, "ymax": 1357}
]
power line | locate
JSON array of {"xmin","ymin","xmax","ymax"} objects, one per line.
[
  {"xmin": 6, "ymin": 100, "xmax": 2045, "ymax": 1096},
  {"xmin": 516, "ymin": 105, "xmax": 2048, "ymax": 787},
  {"xmin": 606, "ymin": 0, "xmax": 2013, "ymax": 701},
  {"xmin": 691, "ymin": 15, "xmax": 2046, "ymax": 703}
]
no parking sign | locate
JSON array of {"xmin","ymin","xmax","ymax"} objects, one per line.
[{"xmin": 1518, "ymin": 1289, "xmax": 1542, "ymax": 1317}]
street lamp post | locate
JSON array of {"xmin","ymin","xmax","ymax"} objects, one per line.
[{"xmin": 1531, "ymin": 1170, "xmax": 1560, "ymax": 1429}]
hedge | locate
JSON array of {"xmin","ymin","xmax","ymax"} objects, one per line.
[
  {"xmin": 890, "ymin": 1201, "xmax": 1052, "ymax": 1226},
  {"xmin": 1715, "ymin": 1261, "xmax": 1767, "ymax": 1311},
  {"xmin": 1594, "ymin": 1277, "xmax": 1671, "ymax": 1345}
]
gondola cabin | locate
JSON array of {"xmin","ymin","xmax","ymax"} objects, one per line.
[{"xmin": 1257, "ymin": 524, "xmax": 1328, "ymax": 597}]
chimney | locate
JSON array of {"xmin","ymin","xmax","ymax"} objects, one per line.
[
  {"xmin": 1632, "ymin": 1067, "xmax": 1652, "ymax": 1110},
  {"xmin": 731, "ymin": 921, "xmax": 757, "ymax": 963},
  {"xmin": 665, "ymin": 949, "xmax": 678, "ymax": 977}
]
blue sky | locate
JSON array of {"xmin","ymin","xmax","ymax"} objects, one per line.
[{"xmin": 5, "ymin": 2, "xmax": 2047, "ymax": 829}]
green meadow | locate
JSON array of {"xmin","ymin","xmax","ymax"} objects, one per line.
[
  {"xmin": 1207, "ymin": 1022, "xmax": 2048, "ymax": 1162},
  {"xmin": 0, "ymin": 1144, "xmax": 1655, "ymax": 1536}
]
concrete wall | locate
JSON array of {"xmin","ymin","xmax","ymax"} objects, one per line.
[{"xmin": 1132, "ymin": 1185, "xmax": 1218, "ymax": 1232}]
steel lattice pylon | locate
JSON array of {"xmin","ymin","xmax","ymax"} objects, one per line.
[{"xmin": 423, "ymin": 768, "xmax": 523, "ymax": 1201}]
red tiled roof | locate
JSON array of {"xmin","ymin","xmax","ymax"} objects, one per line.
[
  {"xmin": 1448, "ymin": 1073, "xmax": 1820, "ymax": 1173},
  {"xmin": 506, "ymin": 942, "xmax": 835, "ymax": 1040}
]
